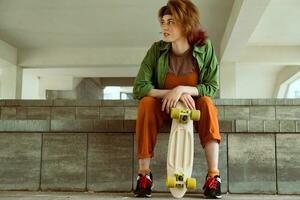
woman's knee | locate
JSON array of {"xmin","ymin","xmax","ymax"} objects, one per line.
[{"xmin": 138, "ymin": 96, "xmax": 158, "ymax": 110}]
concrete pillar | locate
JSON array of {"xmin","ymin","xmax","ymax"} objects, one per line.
[
  {"xmin": 0, "ymin": 64, "xmax": 22, "ymax": 99},
  {"xmin": 220, "ymin": 62, "xmax": 236, "ymax": 98},
  {"xmin": 22, "ymin": 72, "xmax": 39, "ymax": 99},
  {"xmin": 76, "ymin": 78, "xmax": 101, "ymax": 100}
]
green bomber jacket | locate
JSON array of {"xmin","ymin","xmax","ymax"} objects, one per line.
[{"xmin": 133, "ymin": 38, "xmax": 219, "ymax": 100}]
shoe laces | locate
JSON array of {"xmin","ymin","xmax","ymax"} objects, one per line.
[
  {"xmin": 138, "ymin": 174, "xmax": 152, "ymax": 189},
  {"xmin": 203, "ymin": 176, "xmax": 218, "ymax": 190}
]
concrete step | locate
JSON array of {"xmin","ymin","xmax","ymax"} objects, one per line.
[{"xmin": 0, "ymin": 191, "xmax": 299, "ymax": 200}]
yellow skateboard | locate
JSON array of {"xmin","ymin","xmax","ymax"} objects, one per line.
[{"xmin": 166, "ymin": 101, "xmax": 201, "ymax": 198}]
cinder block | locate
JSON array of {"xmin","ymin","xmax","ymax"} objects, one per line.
[
  {"xmin": 219, "ymin": 120, "xmax": 234, "ymax": 132},
  {"xmin": 101, "ymin": 100, "xmax": 124, "ymax": 107},
  {"xmin": 87, "ymin": 133, "xmax": 133, "ymax": 191},
  {"xmin": 100, "ymin": 107, "xmax": 124, "ymax": 120},
  {"xmin": 276, "ymin": 99, "xmax": 294, "ymax": 106},
  {"xmin": 216, "ymin": 106, "xmax": 225, "ymax": 120},
  {"xmin": 76, "ymin": 107, "xmax": 99, "ymax": 119},
  {"xmin": 16, "ymin": 107, "xmax": 27, "ymax": 119},
  {"xmin": 0, "ymin": 133, "xmax": 41, "ymax": 190},
  {"xmin": 53, "ymin": 100, "xmax": 77, "ymax": 106},
  {"xmin": 1, "ymin": 107, "xmax": 16, "ymax": 119},
  {"xmin": 251, "ymin": 99, "xmax": 276, "ymax": 106},
  {"xmin": 228, "ymin": 134, "xmax": 276, "ymax": 193},
  {"xmin": 236, "ymin": 120, "xmax": 248, "ymax": 132},
  {"xmin": 276, "ymin": 106, "xmax": 300, "ymax": 120},
  {"xmin": 249, "ymin": 120, "xmax": 264, "ymax": 132},
  {"xmin": 27, "ymin": 107, "xmax": 51, "ymax": 120},
  {"xmin": 250, "ymin": 106, "xmax": 275, "ymax": 120},
  {"xmin": 41, "ymin": 133, "xmax": 87, "ymax": 191},
  {"xmin": 224, "ymin": 106, "xmax": 249, "ymax": 120},
  {"xmin": 264, "ymin": 120, "xmax": 280, "ymax": 133},
  {"xmin": 5, "ymin": 100, "xmax": 52, "ymax": 107},
  {"xmin": 51, "ymin": 107, "xmax": 76, "ymax": 120},
  {"xmin": 124, "ymin": 107, "xmax": 137, "ymax": 120},
  {"xmin": 50, "ymin": 120, "xmax": 93, "ymax": 132},
  {"xmin": 277, "ymin": 134, "xmax": 300, "ymax": 194},
  {"xmin": 279, "ymin": 121, "xmax": 296, "ymax": 133},
  {"xmin": 124, "ymin": 100, "xmax": 139, "ymax": 107},
  {"xmin": 0, "ymin": 120, "xmax": 50, "ymax": 132}
]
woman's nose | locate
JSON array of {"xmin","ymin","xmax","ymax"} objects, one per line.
[{"xmin": 161, "ymin": 25, "xmax": 169, "ymax": 31}]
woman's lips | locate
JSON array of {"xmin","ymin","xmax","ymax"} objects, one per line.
[{"xmin": 163, "ymin": 33, "xmax": 170, "ymax": 37}]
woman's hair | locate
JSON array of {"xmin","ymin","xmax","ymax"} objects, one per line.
[{"xmin": 158, "ymin": 0, "xmax": 207, "ymax": 46}]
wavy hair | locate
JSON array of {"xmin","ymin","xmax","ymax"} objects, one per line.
[{"xmin": 158, "ymin": 0, "xmax": 207, "ymax": 46}]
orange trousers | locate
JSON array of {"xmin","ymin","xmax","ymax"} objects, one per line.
[{"xmin": 135, "ymin": 69, "xmax": 222, "ymax": 159}]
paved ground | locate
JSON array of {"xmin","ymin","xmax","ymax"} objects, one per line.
[{"xmin": 0, "ymin": 192, "xmax": 299, "ymax": 200}]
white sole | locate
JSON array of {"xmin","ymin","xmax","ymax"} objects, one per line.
[{"xmin": 204, "ymin": 195, "xmax": 222, "ymax": 199}]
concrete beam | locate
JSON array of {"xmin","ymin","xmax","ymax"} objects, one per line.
[
  {"xmin": 240, "ymin": 46, "xmax": 300, "ymax": 65},
  {"xmin": 23, "ymin": 66, "xmax": 139, "ymax": 78},
  {"xmin": 221, "ymin": 0, "xmax": 271, "ymax": 62},
  {"xmin": 0, "ymin": 40, "xmax": 17, "ymax": 65},
  {"xmin": 18, "ymin": 47, "xmax": 148, "ymax": 67}
]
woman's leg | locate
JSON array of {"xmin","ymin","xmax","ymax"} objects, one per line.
[
  {"xmin": 204, "ymin": 140, "xmax": 220, "ymax": 177},
  {"xmin": 195, "ymin": 96, "xmax": 222, "ymax": 177},
  {"xmin": 135, "ymin": 96, "xmax": 168, "ymax": 175}
]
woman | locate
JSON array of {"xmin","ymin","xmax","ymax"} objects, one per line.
[{"xmin": 133, "ymin": 0, "xmax": 222, "ymax": 198}]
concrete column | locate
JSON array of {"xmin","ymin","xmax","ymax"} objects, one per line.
[
  {"xmin": 220, "ymin": 62, "xmax": 236, "ymax": 98},
  {"xmin": 22, "ymin": 72, "xmax": 39, "ymax": 99},
  {"xmin": 0, "ymin": 64, "xmax": 22, "ymax": 99}
]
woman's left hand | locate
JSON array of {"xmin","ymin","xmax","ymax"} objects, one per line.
[{"xmin": 161, "ymin": 86, "xmax": 184, "ymax": 113}]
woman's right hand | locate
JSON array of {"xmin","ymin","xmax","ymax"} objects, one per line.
[{"xmin": 180, "ymin": 93, "xmax": 196, "ymax": 110}]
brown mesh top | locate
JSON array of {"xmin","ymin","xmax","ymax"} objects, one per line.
[{"xmin": 168, "ymin": 47, "xmax": 198, "ymax": 76}]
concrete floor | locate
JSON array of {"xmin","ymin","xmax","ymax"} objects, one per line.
[{"xmin": 0, "ymin": 192, "xmax": 299, "ymax": 200}]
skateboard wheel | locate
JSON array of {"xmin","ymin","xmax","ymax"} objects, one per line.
[
  {"xmin": 190, "ymin": 110, "xmax": 201, "ymax": 121},
  {"xmin": 170, "ymin": 108, "xmax": 180, "ymax": 119},
  {"xmin": 186, "ymin": 178, "xmax": 197, "ymax": 189},
  {"xmin": 166, "ymin": 176, "xmax": 176, "ymax": 188}
]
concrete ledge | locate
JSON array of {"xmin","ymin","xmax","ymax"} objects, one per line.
[
  {"xmin": 0, "ymin": 99, "xmax": 299, "ymax": 194},
  {"xmin": 0, "ymin": 119, "xmax": 298, "ymax": 133},
  {"xmin": 1, "ymin": 99, "xmax": 300, "ymax": 122},
  {"xmin": 1, "ymin": 98, "xmax": 300, "ymax": 107}
]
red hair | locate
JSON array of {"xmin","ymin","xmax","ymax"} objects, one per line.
[{"xmin": 158, "ymin": 0, "xmax": 207, "ymax": 46}]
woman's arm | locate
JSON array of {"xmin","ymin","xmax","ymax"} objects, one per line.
[
  {"xmin": 178, "ymin": 86, "xmax": 199, "ymax": 96},
  {"xmin": 148, "ymin": 86, "xmax": 198, "ymax": 99},
  {"xmin": 133, "ymin": 43, "xmax": 158, "ymax": 100},
  {"xmin": 148, "ymin": 88, "xmax": 171, "ymax": 98},
  {"xmin": 195, "ymin": 39, "xmax": 219, "ymax": 97}
]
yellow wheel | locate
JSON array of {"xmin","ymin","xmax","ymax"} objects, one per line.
[
  {"xmin": 166, "ymin": 176, "xmax": 176, "ymax": 188},
  {"xmin": 170, "ymin": 108, "xmax": 180, "ymax": 119},
  {"xmin": 186, "ymin": 177, "xmax": 197, "ymax": 189},
  {"xmin": 191, "ymin": 110, "xmax": 201, "ymax": 121}
]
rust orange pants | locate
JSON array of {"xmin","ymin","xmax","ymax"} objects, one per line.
[{"xmin": 135, "ymin": 69, "xmax": 222, "ymax": 159}]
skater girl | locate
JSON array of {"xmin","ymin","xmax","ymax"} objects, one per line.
[{"xmin": 133, "ymin": 0, "xmax": 222, "ymax": 198}]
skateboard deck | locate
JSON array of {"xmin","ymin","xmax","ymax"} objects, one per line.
[{"xmin": 166, "ymin": 101, "xmax": 201, "ymax": 198}]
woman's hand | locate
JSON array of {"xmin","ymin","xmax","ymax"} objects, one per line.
[
  {"xmin": 161, "ymin": 86, "xmax": 183, "ymax": 113},
  {"xmin": 179, "ymin": 93, "xmax": 196, "ymax": 110}
]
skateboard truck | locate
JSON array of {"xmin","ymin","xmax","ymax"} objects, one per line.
[
  {"xmin": 166, "ymin": 172, "xmax": 197, "ymax": 189},
  {"xmin": 171, "ymin": 108, "xmax": 200, "ymax": 124}
]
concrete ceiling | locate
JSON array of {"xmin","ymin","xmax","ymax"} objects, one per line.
[
  {"xmin": 249, "ymin": 0, "xmax": 300, "ymax": 46},
  {"xmin": 0, "ymin": 0, "xmax": 234, "ymax": 48}
]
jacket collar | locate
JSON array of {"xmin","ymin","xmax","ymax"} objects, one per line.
[{"xmin": 158, "ymin": 40, "xmax": 205, "ymax": 54}]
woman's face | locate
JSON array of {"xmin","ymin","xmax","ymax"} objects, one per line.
[{"xmin": 160, "ymin": 15, "xmax": 184, "ymax": 42}]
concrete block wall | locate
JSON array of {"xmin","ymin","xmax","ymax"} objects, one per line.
[{"xmin": 0, "ymin": 99, "xmax": 299, "ymax": 194}]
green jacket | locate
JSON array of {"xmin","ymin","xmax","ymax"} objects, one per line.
[{"xmin": 133, "ymin": 39, "xmax": 219, "ymax": 100}]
